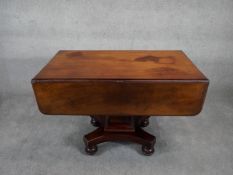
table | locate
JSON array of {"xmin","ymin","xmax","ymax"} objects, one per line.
[{"xmin": 32, "ymin": 50, "xmax": 209, "ymax": 155}]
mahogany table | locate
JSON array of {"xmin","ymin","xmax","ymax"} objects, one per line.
[{"xmin": 32, "ymin": 50, "xmax": 209, "ymax": 155}]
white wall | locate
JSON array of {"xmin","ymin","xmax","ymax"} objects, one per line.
[{"xmin": 1, "ymin": 0, "xmax": 233, "ymax": 96}]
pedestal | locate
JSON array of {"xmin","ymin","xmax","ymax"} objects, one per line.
[{"xmin": 83, "ymin": 116, "xmax": 156, "ymax": 156}]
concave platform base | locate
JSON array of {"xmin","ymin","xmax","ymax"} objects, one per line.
[{"xmin": 83, "ymin": 116, "xmax": 156, "ymax": 156}]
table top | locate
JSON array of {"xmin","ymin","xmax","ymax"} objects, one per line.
[{"xmin": 33, "ymin": 50, "xmax": 207, "ymax": 81}]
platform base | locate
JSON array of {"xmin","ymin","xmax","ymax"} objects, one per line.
[{"xmin": 83, "ymin": 116, "xmax": 156, "ymax": 155}]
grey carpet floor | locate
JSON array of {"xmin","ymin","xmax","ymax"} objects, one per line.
[{"xmin": 0, "ymin": 92, "xmax": 232, "ymax": 175}]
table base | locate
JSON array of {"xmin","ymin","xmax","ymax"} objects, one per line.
[{"xmin": 83, "ymin": 116, "xmax": 156, "ymax": 156}]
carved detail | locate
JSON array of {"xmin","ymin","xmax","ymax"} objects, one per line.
[
  {"xmin": 139, "ymin": 117, "xmax": 149, "ymax": 127},
  {"xmin": 90, "ymin": 116, "xmax": 100, "ymax": 127},
  {"xmin": 83, "ymin": 116, "xmax": 156, "ymax": 155}
]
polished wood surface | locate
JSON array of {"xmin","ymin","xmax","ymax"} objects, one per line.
[
  {"xmin": 32, "ymin": 50, "xmax": 208, "ymax": 116},
  {"xmin": 34, "ymin": 50, "xmax": 207, "ymax": 80},
  {"xmin": 32, "ymin": 81, "xmax": 207, "ymax": 116},
  {"xmin": 31, "ymin": 50, "xmax": 209, "ymax": 155}
]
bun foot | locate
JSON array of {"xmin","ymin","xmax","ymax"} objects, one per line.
[
  {"xmin": 142, "ymin": 145, "xmax": 154, "ymax": 156},
  {"xmin": 85, "ymin": 145, "xmax": 98, "ymax": 155},
  {"xmin": 90, "ymin": 117, "xmax": 100, "ymax": 127}
]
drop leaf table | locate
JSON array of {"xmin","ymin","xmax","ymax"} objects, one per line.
[{"xmin": 32, "ymin": 50, "xmax": 209, "ymax": 155}]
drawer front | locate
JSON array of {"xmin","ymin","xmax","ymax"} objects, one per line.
[{"xmin": 32, "ymin": 80, "xmax": 208, "ymax": 116}]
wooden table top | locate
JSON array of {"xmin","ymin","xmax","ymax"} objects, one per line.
[{"xmin": 34, "ymin": 50, "xmax": 207, "ymax": 81}]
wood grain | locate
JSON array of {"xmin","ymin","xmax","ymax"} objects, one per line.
[
  {"xmin": 32, "ymin": 50, "xmax": 209, "ymax": 116},
  {"xmin": 32, "ymin": 80, "xmax": 208, "ymax": 116},
  {"xmin": 34, "ymin": 50, "xmax": 207, "ymax": 80}
]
